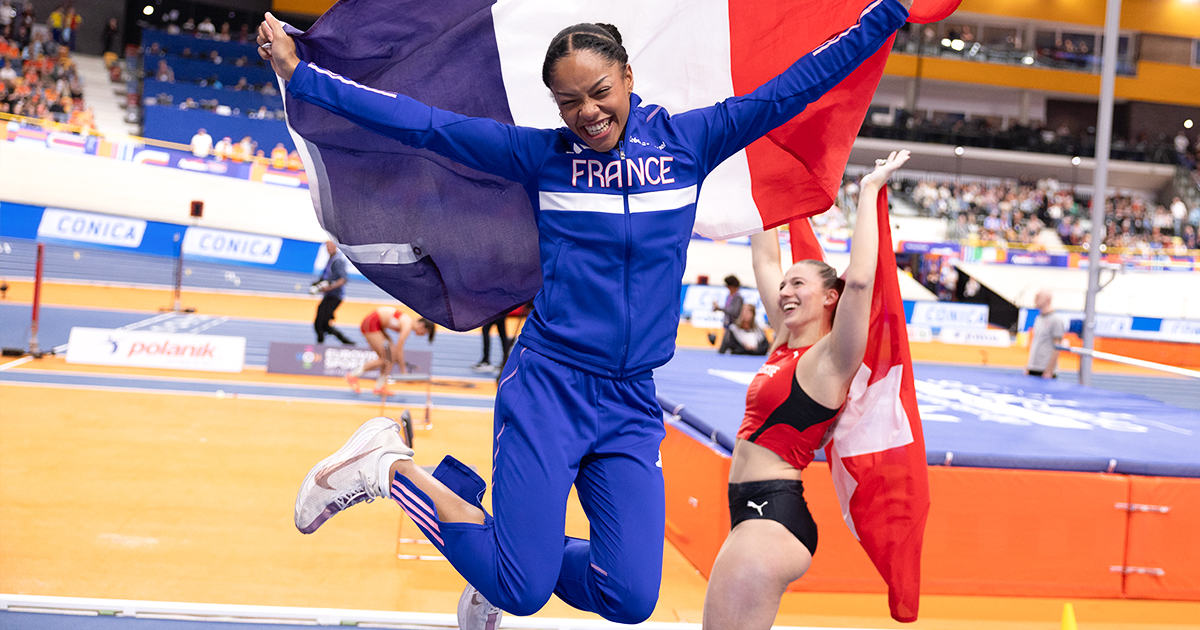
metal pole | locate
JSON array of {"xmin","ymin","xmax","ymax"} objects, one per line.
[
  {"xmin": 1081, "ymin": 0, "xmax": 1122, "ymax": 386},
  {"xmin": 29, "ymin": 242, "xmax": 44, "ymax": 356},
  {"xmin": 173, "ymin": 241, "xmax": 184, "ymax": 312}
]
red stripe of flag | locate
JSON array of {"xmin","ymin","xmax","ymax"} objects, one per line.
[{"xmin": 729, "ymin": 0, "xmax": 894, "ymax": 230}]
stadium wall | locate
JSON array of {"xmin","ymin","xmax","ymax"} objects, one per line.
[{"xmin": 0, "ymin": 139, "xmax": 324, "ymax": 243}]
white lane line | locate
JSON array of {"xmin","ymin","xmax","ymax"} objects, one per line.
[
  {"xmin": 0, "ymin": 381, "xmax": 492, "ymax": 413},
  {"xmin": 0, "ymin": 357, "xmax": 34, "ymax": 372},
  {"xmin": 189, "ymin": 316, "xmax": 230, "ymax": 334},
  {"xmin": 119, "ymin": 312, "xmax": 179, "ymax": 331},
  {"xmin": 2, "ymin": 592, "xmax": 886, "ymax": 629}
]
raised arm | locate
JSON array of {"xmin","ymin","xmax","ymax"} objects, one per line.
[
  {"xmin": 257, "ymin": 13, "xmax": 554, "ymax": 184},
  {"xmin": 824, "ymin": 150, "xmax": 908, "ymax": 377},
  {"xmin": 750, "ymin": 229, "xmax": 785, "ymax": 332},
  {"xmin": 672, "ymin": 0, "xmax": 910, "ymax": 172}
]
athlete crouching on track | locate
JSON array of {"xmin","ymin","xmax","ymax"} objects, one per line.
[
  {"xmin": 347, "ymin": 306, "xmax": 434, "ymax": 395},
  {"xmin": 702, "ymin": 150, "xmax": 910, "ymax": 630},
  {"xmin": 256, "ymin": 3, "xmax": 912, "ymax": 628}
]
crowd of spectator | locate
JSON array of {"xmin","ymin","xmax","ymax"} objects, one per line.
[
  {"xmin": 156, "ymin": 13, "xmax": 255, "ymax": 44},
  {"xmin": 136, "ymin": 14, "xmax": 287, "ymax": 157},
  {"xmin": 0, "ymin": 1, "xmax": 93, "ymax": 131},
  {"xmin": 143, "ymin": 40, "xmax": 282, "ymax": 121},
  {"xmin": 138, "ymin": 8, "xmax": 283, "ymax": 122},
  {"xmin": 903, "ymin": 178, "xmax": 1200, "ymax": 253}
]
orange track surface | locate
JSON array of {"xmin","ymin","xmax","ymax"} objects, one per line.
[{"xmin": 3, "ymin": 284, "xmax": 1199, "ymax": 629}]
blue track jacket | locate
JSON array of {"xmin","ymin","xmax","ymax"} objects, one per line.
[{"xmin": 286, "ymin": 0, "xmax": 907, "ymax": 378}]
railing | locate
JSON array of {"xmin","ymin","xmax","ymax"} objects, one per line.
[
  {"xmin": 0, "ymin": 111, "xmax": 103, "ymax": 139},
  {"xmin": 1, "ymin": 111, "xmax": 281, "ymax": 166}
]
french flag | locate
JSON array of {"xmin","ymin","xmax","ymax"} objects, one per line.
[
  {"xmin": 790, "ymin": 187, "xmax": 931, "ymax": 623},
  {"xmin": 283, "ymin": 0, "xmax": 955, "ymax": 330}
]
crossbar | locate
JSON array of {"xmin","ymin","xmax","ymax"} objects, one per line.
[{"xmin": 1057, "ymin": 345, "xmax": 1200, "ymax": 380}]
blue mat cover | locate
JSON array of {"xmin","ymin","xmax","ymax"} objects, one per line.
[{"xmin": 654, "ymin": 349, "xmax": 1200, "ymax": 477}]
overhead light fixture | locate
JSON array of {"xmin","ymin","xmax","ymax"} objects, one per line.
[
  {"xmin": 951, "ymin": 39, "xmax": 966, "ymax": 51},
  {"xmin": 954, "ymin": 146, "xmax": 965, "ymax": 156},
  {"xmin": 1022, "ymin": 55, "xmax": 1035, "ymax": 65},
  {"xmin": 1071, "ymin": 156, "xmax": 1082, "ymax": 166},
  {"xmin": 1186, "ymin": 119, "xmax": 1195, "ymax": 129},
  {"xmin": 143, "ymin": 5, "xmax": 154, "ymax": 15},
  {"xmin": 941, "ymin": 38, "xmax": 952, "ymax": 47}
]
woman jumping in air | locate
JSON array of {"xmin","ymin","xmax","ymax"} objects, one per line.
[{"xmin": 257, "ymin": 3, "xmax": 911, "ymax": 628}]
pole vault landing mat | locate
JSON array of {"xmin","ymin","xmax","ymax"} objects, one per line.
[
  {"xmin": 654, "ymin": 349, "xmax": 1200, "ymax": 602},
  {"xmin": 654, "ymin": 349, "xmax": 1200, "ymax": 478}
]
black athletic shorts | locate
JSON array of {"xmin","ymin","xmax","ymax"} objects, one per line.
[{"xmin": 728, "ymin": 478, "xmax": 818, "ymax": 556}]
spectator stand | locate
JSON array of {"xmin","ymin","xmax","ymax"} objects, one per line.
[
  {"xmin": 144, "ymin": 79, "xmax": 282, "ymax": 114},
  {"xmin": 141, "ymin": 28, "xmax": 264, "ymax": 65},
  {"xmin": 143, "ymin": 53, "xmax": 275, "ymax": 87},
  {"xmin": 133, "ymin": 27, "xmax": 289, "ymax": 156}
]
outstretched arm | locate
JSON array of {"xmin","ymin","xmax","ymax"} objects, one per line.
[
  {"xmin": 674, "ymin": 0, "xmax": 910, "ymax": 172},
  {"xmin": 256, "ymin": 13, "xmax": 553, "ymax": 184},
  {"xmin": 825, "ymin": 150, "xmax": 909, "ymax": 377},
  {"xmin": 750, "ymin": 229, "xmax": 785, "ymax": 332}
]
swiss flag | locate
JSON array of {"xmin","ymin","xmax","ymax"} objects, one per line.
[{"xmin": 787, "ymin": 187, "xmax": 931, "ymax": 623}]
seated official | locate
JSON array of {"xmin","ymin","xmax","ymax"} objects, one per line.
[{"xmin": 720, "ymin": 303, "xmax": 770, "ymax": 356}]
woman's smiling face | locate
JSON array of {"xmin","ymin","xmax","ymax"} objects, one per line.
[{"xmin": 549, "ymin": 50, "xmax": 633, "ymax": 154}]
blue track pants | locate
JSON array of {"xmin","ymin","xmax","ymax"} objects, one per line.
[{"xmin": 389, "ymin": 343, "xmax": 666, "ymax": 623}]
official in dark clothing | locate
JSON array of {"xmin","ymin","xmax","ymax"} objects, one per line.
[{"xmin": 313, "ymin": 240, "xmax": 354, "ymax": 345}]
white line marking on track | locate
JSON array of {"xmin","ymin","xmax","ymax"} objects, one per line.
[
  {"xmin": 1, "ymin": 380, "xmax": 493, "ymax": 413},
  {"xmin": 0, "ymin": 357, "xmax": 34, "ymax": 371},
  {"xmin": 189, "ymin": 316, "xmax": 230, "ymax": 334}
]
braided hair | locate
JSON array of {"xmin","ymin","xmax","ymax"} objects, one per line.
[{"xmin": 541, "ymin": 23, "xmax": 628, "ymax": 88}]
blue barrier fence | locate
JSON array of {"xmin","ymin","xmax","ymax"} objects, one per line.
[{"xmin": 0, "ymin": 202, "xmax": 321, "ymax": 275}]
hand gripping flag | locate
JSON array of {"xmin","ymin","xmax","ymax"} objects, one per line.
[
  {"xmin": 281, "ymin": 0, "xmax": 958, "ymax": 331},
  {"xmin": 788, "ymin": 187, "xmax": 931, "ymax": 623}
]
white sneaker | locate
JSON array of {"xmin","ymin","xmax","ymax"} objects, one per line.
[
  {"xmin": 294, "ymin": 417, "xmax": 413, "ymax": 534},
  {"xmin": 457, "ymin": 584, "xmax": 503, "ymax": 630}
]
